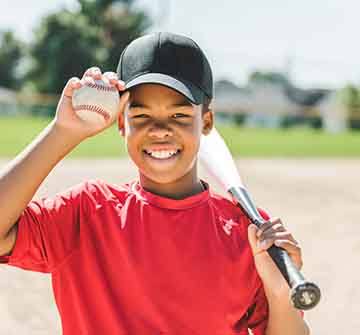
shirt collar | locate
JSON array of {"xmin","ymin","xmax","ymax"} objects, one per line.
[{"xmin": 130, "ymin": 179, "xmax": 210, "ymax": 210}]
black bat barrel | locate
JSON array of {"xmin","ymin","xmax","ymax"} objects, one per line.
[{"xmin": 267, "ymin": 245, "xmax": 321, "ymax": 310}]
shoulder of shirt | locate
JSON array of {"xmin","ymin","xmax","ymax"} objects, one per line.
[
  {"xmin": 60, "ymin": 179, "xmax": 133, "ymax": 210},
  {"xmin": 207, "ymin": 189, "xmax": 247, "ymax": 225},
  {"xmin": 208, "ymin": 188, "xmax": 271, "ymax": 223}
]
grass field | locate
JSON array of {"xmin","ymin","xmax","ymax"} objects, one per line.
[{"xmin": 0, "ymin": 116, "xmax": 359, "ymax": 157}]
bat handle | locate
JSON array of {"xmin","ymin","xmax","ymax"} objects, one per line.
[{"xmin": 229, "ymin": 186, "xmax": 321, "ymax": 310}]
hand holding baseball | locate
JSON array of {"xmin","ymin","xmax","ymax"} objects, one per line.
[{"xmin": 54, "ymin": 67, "xmax": 130, "ymax": 141}]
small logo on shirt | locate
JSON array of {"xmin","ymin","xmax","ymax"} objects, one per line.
[{"xmin": 221, "ymin": 218, "xmax": 239, "ymax": 236}]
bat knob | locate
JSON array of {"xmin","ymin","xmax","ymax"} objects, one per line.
[{"xmin": 290, "ymin": 281, "xmax": 321, "ymax": 310}]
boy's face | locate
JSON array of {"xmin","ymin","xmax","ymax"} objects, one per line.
[{"xmin": 118, "ymin": 84, "xmax": 213, "ymax": 185}]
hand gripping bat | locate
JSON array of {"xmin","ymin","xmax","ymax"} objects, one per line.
[{"xmin": 199, "ymin": 127, "xmax": 321, "ymax": 310}]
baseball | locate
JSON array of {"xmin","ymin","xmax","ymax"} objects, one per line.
[{"xmin": 72, "ymin": 79, "xmax": 120, "ymax": 125}]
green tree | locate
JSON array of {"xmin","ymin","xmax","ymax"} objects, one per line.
[
  {"xmin": 340, "ymin": 84, "xmax": 360, "ymax": 109},
  {"xmin": 78, "ymin": 0, "xmax": 151, "ymax": 71},
  {"xmin": 0, "ymin": 31, "xmax": 24, "ymax": 89},
  {"xmin": 339, "ymin": 84, "xmax": 360, "ymax": 128},
  {"xmin": 248, "ymin": 71, "xmax": 290, "ymax": 87},
  {"xmin": 27, "ymin": 0, "xmax": 151, "ymax": 94}
]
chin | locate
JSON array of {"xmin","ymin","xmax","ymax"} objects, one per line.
[{"xmin": 141, "ymin": 170, "xmax": 187, "ymax": 185}]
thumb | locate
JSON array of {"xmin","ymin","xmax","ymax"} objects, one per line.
[
  {"xmin": 56, "ymin": 77, "xmax": 81, "ymax": 113},
  {"xmin": 247, "ymin": 223, "xmax": 259, "ymax": 254}
]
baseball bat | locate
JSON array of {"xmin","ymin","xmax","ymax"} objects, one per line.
[{"xmin": 199, "ymin": 127, "xmax": 321, "ymax": 310}]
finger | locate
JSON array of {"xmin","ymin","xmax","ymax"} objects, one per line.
[
  {"xmin": 274, "ymin": 239, "xmax": 301, "ymax": 251},
  {"xmin": 258, "ymin": 224, "xmax": 286, "ymax": 240},
  {"xmin": 275, "ymin": 231, "xmax": 298, "ymax": 244},
  {"xmin": 260, "ymin": 229, "xmax": 294, "ymax": 242},
  {"xmin": 82, "ymin": 66, "xmax": 102, "ymax": 80},
  {"xmin": 116, "ymin": 80, "xmax": 126, "ymax": 91},
  {"xmin": 257, "ymin": 237, "xmax": 276, "ymax": 251},
  {"xmin": 103, "ymin": 72, "xmax": 119, "ymax": 86},
  {"xmin": 82, "ymin": 76, "xmax": 96, "ymax": 85},
  {"xmin": 63, "ymin": 77, "xmax": 82, "ymax": 99},
  {"xmin": 101, "ymin": 74, "xmax": 110, "ymax": 86},
  {"xmin": 257, "ymin": 233, "xmax": 299, "ymax": 252},
  {"xmin": 274, "ymin": 240, "xmax": 303, "ymax": 268},
  {"xmin": 256, "ymin": 217, "xmax": 283, "ymax": 237}
]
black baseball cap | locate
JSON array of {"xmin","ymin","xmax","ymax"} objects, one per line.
[{"xmin": 116, "ymin": 32, "xmax": 213, "ymax": 105}]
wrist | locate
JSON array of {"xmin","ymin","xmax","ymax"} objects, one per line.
[
  {"xmin": 51, "ymin": 120, "xmax": 87, "ymax": 145},
  {"xmin": 263, "ymin": 281, "xmax": 291, "ymax": 302}
]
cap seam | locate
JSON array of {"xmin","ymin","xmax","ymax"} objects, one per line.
[
  {"xmin": 125, "ymin": 70, "xmax": 152, "ymax": 83},
  {"xmin": 125, "ymin": 72, "xmax": 210, "ymax": 100},
  {"xmin": 182, "ymin": 38, "xmax": 213, "ymax": 99}
]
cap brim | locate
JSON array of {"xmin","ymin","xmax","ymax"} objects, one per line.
[{"xmin": 125, "ymin": 73, "xmax": 205, "ymax": 105}]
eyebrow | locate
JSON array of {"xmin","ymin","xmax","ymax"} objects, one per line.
[
  {"xmin": 173, "ymin": 98, "xmax": 192, "ymax": 107},
  {"xmin": 129, "ymin": 101, "xmax": 148, "ymax": 108}
]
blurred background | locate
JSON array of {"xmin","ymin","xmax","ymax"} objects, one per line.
[
  {"xmin": 0, "ymin": 0, "xmax": 360, "ymax": 157},
  {"xmin": 0, "ymin": 0, "xmax": 359, "ymax": 334}
]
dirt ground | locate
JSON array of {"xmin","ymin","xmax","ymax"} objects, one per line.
[{"xmin": 0, "ymin": 158, "xmax": 359, "ymax": 334}]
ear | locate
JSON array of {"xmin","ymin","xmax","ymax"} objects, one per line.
[
  {"xmin": 117, "ymin": 91, "xmax": 130, "ymax": 137},
  {"xmin": 118, "ymin": 113, "xmax": 125, "ymax": 137},
  {"xmin": 202, "ymin": 108, "xmax": 214, "ymax": 135}
]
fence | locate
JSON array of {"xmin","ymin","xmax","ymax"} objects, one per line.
[
  {"xmin": 0, "ymin": 92, "xmax": 59, "ymax": 118},
  {"xmin": 1, "ymin": 90, "xmax": 360, "ymax": 130}
]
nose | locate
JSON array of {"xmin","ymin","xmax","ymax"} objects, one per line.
[{"xmin": 148, "ymin": 122, "xmax": 173, "ymax": 139}]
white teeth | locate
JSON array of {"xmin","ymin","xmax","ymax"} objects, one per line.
[{"xmin": 146, "ymin": 150, "xmax": 178, "ymax": 159}]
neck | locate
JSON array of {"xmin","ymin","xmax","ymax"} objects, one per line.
[{"xmin": 139, "ymin": 171, "xmax": 205, "ymax": 200}]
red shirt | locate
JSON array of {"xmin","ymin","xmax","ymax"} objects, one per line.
[{"xmin": 1, "ymin": 179, "xmax": 269, "ymax": 334}]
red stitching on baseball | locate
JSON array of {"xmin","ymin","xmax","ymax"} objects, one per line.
[
  {"xmin": 85, "ymin": 82, "xmax": 117, "ymax": 92},
  {"xmin": 74, "ymin": 105, "xmax": 111, "ymax": 121}
]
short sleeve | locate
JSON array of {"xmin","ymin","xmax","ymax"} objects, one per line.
[
  {"xmin": 247, "ymin": 282, "xmax": 269, "ymax": 334},
  {"xmin": 0, "ymin": 181, "xmax": 91, "ymax": 273}
]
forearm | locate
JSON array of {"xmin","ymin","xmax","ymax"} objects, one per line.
[
  {"xmin": 264, "ymin": 284, "xmax": 310, "ymax": 335},
  {"xmin": 0, "ymin": 120, "xmax": 82, "ymax": 238}
]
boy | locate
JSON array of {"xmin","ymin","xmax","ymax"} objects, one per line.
[{"xmin": 0, "ymin": 32, "xmax": 309, "ymax": 334}]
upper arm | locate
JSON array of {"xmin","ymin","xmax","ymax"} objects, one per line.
[
  {"xmin": 0, "ymin": 181, "xmax": 91, "ymax": 272},
  {"xmin": 0, "ymin": 224, "xmax": 18, "ymax": 256}
]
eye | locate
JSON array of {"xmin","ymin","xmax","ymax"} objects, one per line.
[
  {"xmin": 132, "ymin": 114, "xmax": 149, "ymax": 119},
  {"xmin": 173, "ymin": 113, "xmax": 190, "ymax": 118}
]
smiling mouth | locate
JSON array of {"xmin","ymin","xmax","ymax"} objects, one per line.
[{"xmin": 143, "ymin": 149, "xmax": 181, "ymax": 160}]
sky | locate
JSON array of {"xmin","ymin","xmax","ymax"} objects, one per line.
[{"xmin": 1, "ymin": 0, "xmax": 359, "ymax": 89}]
